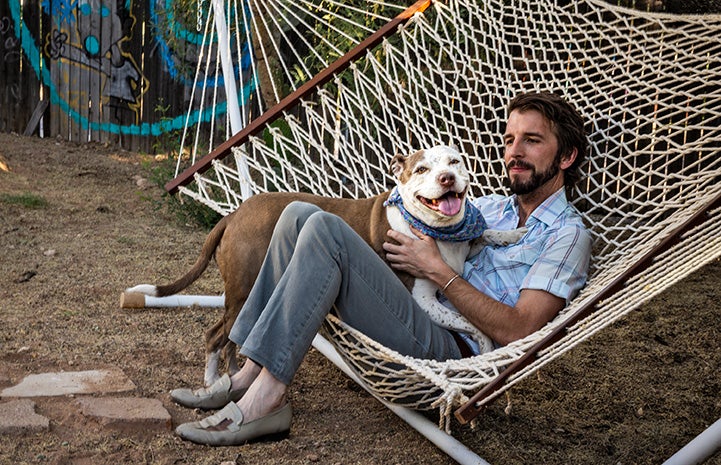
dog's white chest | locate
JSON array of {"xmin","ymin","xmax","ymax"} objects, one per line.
[
  {"xmin": 385, "ymin": 205, "xmax": 493, "ymax": 352},
  {"xmin": 386, "ymin": 207, "xmax": 469, "ymax": 273}
]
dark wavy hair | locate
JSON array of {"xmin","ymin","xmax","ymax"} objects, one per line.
[{"xmin": 508, "ymin": 91, "xmax": 588, "ymax": 191}]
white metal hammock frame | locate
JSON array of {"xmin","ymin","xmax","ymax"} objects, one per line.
[{"xmin": 165, "ymin": 0, "xmax": 721, "ymax": 461}]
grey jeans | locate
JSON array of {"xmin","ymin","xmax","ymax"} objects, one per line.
[{"xmin": 228, "ymin": 201, "xmax": 462, "ymax": 385}]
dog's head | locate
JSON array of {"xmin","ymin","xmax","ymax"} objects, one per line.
[{"xmin": 390, "ymin": 145, "xmax": 471, "ymax": 228}]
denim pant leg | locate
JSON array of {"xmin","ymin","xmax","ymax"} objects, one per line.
[{"xmin": 228, "ymin": 201, "xmax": 462, "ymax": 385}]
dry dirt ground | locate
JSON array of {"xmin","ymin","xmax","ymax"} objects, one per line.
[{"xmin": 1, "ymin": 132, "xmax": 719, "ymax": 465}]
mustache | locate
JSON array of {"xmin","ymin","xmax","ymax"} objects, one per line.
[{"xmin": 507, "ymin": 159, "xmax": 534, "ymax": 171}]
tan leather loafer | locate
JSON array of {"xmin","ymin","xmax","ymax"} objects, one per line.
[
  {"xmin": 170, "ymin": 373, "xmax": 247, "ymax": 410},
  {"xmin": 175, "ymin": 402, "xmax": 292, "ymax": 446}
]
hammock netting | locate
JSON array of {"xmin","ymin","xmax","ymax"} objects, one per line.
[{"xmin": 173, "ymin": 0, "xmax": 721, "ymax": 427}]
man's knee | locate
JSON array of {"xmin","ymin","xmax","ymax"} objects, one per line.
[
  {"xmin": 278, "ymin": 201, "xmax": 350, "ymax": 243},
  {"xmin": 277, "ymin": 201, "xmax": 323, "ymax": 231}
]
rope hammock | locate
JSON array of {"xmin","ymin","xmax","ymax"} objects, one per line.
[{"xmin": 168, "ymin": 0, "xmax": 721, "ymax": 437}]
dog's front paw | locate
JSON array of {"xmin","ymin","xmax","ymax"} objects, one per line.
[{"xmin": 482, "ymin": 227, "xmax": 528, "ymax": 247}]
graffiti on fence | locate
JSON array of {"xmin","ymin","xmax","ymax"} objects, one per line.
[
  {"xmin": 1, "ymin": 16, "xmax": 21, "ymax": 65},
  {"xmin": 149, "ymin": 0, "xmax": 256, "ymax": 93},
  {"xmin": 7, "ymin": 0, "xmax": 255, "ymax": 138},
  {"xmin": 1, "ymin": 15, "xmax": 22, "ymax": 101},
  {"xmin": 43, "ymin": 0, "xmax": 147, "ymax": 118}
]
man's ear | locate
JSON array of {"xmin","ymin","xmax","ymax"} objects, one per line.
[
  {"xmin": 560, "ymin": 147, "xmax": 578, "ymax": 170},
  {"xmin": 390, "ymin": 153, "xmax": 406, "ymax": 179}
]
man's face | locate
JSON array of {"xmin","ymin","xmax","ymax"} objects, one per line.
[{"xmin": 503, "ymin": 109, "xmax": 563, "ymax": 195}]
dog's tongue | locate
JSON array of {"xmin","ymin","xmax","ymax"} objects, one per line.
[{"xmin": 439, "ymin": 195, "xmax": 462, "ymax": 216}]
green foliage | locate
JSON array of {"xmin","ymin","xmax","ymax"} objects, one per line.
[
  {"xmin": 151, "ymin": 0, "xmax": 205, "ymax": 77},
  {"xmin": 151, "ymin": 98, "xmax": 180, "ymax": 156},
  {"xmin": 260, "ymin": 118, "xmax": 301, "ymax": 192},
  {"xmin": 141, "ymin": 155, "xmax": 222, "ymax": 230},
  {"xmin": 262, "ymin": 118, "xmax": 292, "ymax": 150},
  {"xmin": 143, "ymin": 100, "xmax": 222, "ymax": 230},
  {"xmin": 0, "ymin": 192, "xmax": 48, "ymax": 209},
  {"xmin": 290, "ymin": 1, "xmax": 397, "ymax": 89}
]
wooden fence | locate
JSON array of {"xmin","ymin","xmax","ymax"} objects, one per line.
[{"xmin": 0, "ymin": 0, "xmax": 241, "ymax": 153}]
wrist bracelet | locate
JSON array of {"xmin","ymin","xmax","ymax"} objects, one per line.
[{"xmin": 441, "ymin": 273, "xmax": 461, "ymax": 293}]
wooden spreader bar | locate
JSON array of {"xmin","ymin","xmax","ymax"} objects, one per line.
[{"xmin": 166, "ymin": 0, "xmax": 432, "ymax": 195}]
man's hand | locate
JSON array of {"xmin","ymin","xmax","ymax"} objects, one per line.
[
  {"xmin": 383, "ymin": 227, "xmax": 452, "ymax": 282},
  {"xmin": 384, "ymin": 228, "xmax": 567, "ymax": 346}
]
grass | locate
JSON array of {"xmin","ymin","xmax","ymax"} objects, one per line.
[{"xmin": 0, "ymin": 192, "xmax": 48, "ymax": 209}]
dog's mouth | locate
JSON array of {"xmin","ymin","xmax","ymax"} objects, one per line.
[{"xmin": 417, "ymin": 190, "xmax": 465, "ymax": 216}]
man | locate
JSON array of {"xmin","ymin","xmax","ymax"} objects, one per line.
[{"xmin": 173, "ymin": 91, "xmax": 592, "ymax": 446}]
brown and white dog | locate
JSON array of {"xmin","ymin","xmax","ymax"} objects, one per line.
[{"xmin": 125, "ymin": 145, "xmax": 523, "ymax": 385}]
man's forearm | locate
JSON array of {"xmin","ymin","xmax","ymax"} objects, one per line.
[{"xmin": 439, "ymin": 276, "xmax": 525, "ymax": 345}]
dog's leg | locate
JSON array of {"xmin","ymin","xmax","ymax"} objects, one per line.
[
  {"xmin": 204, "ymin": 349, "xmax": 222, "ymax": 386},
  {"xmin": 482, "ymin": 227, "xmax": 528, "ymax": 247},
  {"xmin": 203, "ymin": 334, "xmax": 240, "ymax": 386},
  {"xmin": 203, "ymin": 317, "xmax": 229, "ymax": 386},
  {"xmin": 412, "ymin": 279, "xmax": 494, "ymax": 354},
  {"xmin": 223, "ymin": 340, "xmax": 240, "ymax": 375},
  {"xmin": 467, "ymin": 227, "xmax": 528, "ymax": 257}
]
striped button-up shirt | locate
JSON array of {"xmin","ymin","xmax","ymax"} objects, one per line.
[
  {"xmin": 453, "ymin": 188, "xmax": 592, "ymax": 354},
  {"xmin": 465, "ymin": 188, "xmax": 592, "ymax": 307}
]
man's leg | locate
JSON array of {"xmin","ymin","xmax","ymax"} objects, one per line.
[
  {"xmin": 175, "ymin": 201, "xmax": 463, "ymax": 445},
  {"xmin": 229, "ymin": 201, "xmax": 462, "ymax": 387}
]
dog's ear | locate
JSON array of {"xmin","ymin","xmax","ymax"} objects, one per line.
[{"xmin": 389, "ymin": 153, "xmax": 406, "ymax": 178}]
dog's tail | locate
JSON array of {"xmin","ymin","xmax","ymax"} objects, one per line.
[{"xmin": 122, "ymin": 213, "xmax": 231, "ymax": 304}]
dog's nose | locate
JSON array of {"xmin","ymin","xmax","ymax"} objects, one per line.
[{"xmin": 438, "ymin": 172, "xmax": 455, "ymax": 187}]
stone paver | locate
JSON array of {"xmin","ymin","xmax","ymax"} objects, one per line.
[
  {"xmin": 0, "ymin": 399, "xmax": 50, "ymax": 434},
  {"xmin": 76, "ymin": 397, "xmax": 172, "ymax": 432},
  {"xmin": 0, "ymin": 369, "xmax": 136, "ymax": 398}
]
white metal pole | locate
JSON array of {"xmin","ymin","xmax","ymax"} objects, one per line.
[
  {"xmin": 212, "ymin": 0, "xmax": 241, "ymax": 133},
  {"xmin": 312, "ymin": 334, "xmax": 492, "ymax": 465},
  {"xmin": 119, "ymin": 292, "xmax": 225, "ymax": 309},
  {"xmin": 211, "ymin": 0, "xmax": 253, "ymax": 200},
  {"xmin": 663, "ymin": 419, "xmax": 721, "ymax": 465}
]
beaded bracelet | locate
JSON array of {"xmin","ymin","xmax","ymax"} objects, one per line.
[{"xmin": 441, "ymin": 273, "xmax": 461, "ymax": 293}]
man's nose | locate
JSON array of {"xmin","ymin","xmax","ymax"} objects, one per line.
[
  {"xmin": 506, "ymin": 140, "xmax": 523, "ymax": 157},
  {"xmin": 505, "ymin": 147, "xmax": 528, "ymax": 166}
]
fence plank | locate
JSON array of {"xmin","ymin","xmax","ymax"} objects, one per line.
[
  {"xmin": 22, "ymin": 1, "xmax": 42, "ymax": 136},
  {"xmin": 0, "ymin": 1, "xmax": 21, "ymax": 133}
]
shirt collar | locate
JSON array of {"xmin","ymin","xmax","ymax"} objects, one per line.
[{"xmin": 529, "ymin": 188, "xmax": 569, "ymax": 227}]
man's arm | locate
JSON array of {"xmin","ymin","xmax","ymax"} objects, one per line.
[
  {"xmin": 436, "ymin": 278, "xmax": 564, "ymax": 346},
  {"xmin": 383, "ymin": 228, "xmax": 564, "ymax": 346}
]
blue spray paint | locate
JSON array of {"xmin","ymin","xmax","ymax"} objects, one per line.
[
  {"xmin": 10, "ymin": 0, "xmax": 256, "ymax": 137},
  {"xmin": 148, "ymin": 0, "xmax": 254, "ymax": 88}
]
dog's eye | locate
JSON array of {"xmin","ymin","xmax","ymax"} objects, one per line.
[
  {"xmin": 449, "ymin": 159, "xmax": 460, "ymax": 165},
  {"xmin": 415, "ymin": 166, "xmax": 428, "ymax": 174}
]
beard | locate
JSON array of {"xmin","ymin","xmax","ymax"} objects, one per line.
[{"xmin": 507, "ymin": 156, "xmax": 561, "ymax": 195}]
